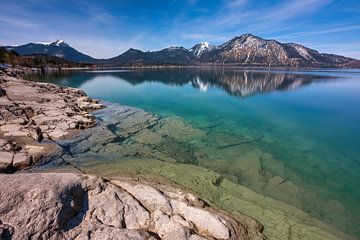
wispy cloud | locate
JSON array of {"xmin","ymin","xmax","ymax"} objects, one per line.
[
  {"xmin": 306, "ymin": 42, "xmax": 360, "ymax": 59},
  {"xmin": 225, "ymin": 0, "xmax": 248, "ymax": 8},
  {"xmin": 0, "ymin": 17, "xmax": 41, "ymax": 28},
  {"xmin": 275, "ymin": 25, "xmax": 360, "ymax": 39},
  {"xmin": 175, "ymin": 0, "xmax": 332, "ymax": 41},
  {"xmin": 259, "ymin": 0, "xmax": 331, "ymax": 21},
  {"xmin": 181, "ymin": 33, "xmax": 229, "ymax": 42}
]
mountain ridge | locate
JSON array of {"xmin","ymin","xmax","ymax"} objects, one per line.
[
  {"xmin": 5, "ymin": 40, "xmax": 96, "ymax": 63},
  {"xmin": 5, "ymin": 34, "xmax": 360, "ymax": 68},
  {"xmin": 199, "ymin": 34, "xmax": 359, "ymax": 68}
]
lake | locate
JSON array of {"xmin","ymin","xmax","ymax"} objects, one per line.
[{"xmin": 28, "ymin": 67, "xmax": 360, "ymax": 238}]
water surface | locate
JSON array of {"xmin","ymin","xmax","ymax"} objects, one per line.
[{"xmin": 28, "ymin": 68, "xmax": 360, "ymax": 238}]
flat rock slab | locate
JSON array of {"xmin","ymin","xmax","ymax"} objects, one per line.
[
  {"xmin": 0, "ymin": 173, "xmax": 265, "ymax": 240},
  {"xmin": 0, "ymin": 70, "xmax": 103, "ymax": 172}
]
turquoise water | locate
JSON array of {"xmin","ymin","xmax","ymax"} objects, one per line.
[{"xmin": 29, "ymin": 68, "xmax": 360, "ymax": 237}]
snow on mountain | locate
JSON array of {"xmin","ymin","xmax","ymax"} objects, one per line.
[
  {"xmin": 36, "ymin": 40, "xmax": 67, "ymax": 47},
  {"xmin": 189, "ymin": 42, "xmax": 216, "ymax": 57},
  {"xmin": 285, "ymin": 43, "xmax": 317, "ymax": 61},
  {"xmin": 36, "ymin": 41, "xmax": 52, "ymax": 45},
  {"xmin": 53, "ymin": 40, "xmax": 67, "ymax": 46}
]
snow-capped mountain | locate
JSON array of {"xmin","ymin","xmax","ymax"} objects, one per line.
[
  {"xmin": 199, "ymin": 34, "xmax": 359, "ymax": 67},
  {"xmin": 109, "ymin": 36, "xmax": 360, "ymax": 67},
  {"xmin": 189, "ymin": 42, "xmax": 216, "ymax": 58},
  {"xmin": 5, "ymin": 40, "xmax": 95, "ymax": 63}
]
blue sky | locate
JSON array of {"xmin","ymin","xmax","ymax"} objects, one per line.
[{"xmin": 1, "ymin": 0, "xmax": 359, "ymax": 59}]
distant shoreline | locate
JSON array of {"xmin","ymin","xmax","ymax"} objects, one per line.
[{"xmin": 11, "ymin": 63, "xmax": 358, "ymax": 70}]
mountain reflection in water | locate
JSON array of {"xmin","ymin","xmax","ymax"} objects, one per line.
[{"xmin": 28, "ymin": 68, "xmax": 334, "ymax": 98}]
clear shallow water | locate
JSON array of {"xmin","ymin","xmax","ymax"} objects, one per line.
[{"xmin": 28, "ymin": 68, "xmax": 360, "ymax": 237}]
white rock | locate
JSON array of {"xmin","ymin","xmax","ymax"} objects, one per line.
[
  {"xmin": 0, "ymin": 151, "xmax": 13, "ymax": 168},
  {"xmin": 115, "ymin": 181, "xmax": 172, "ymax": 214},
  {"xmin": 170, "ymin": 199, "xmax": 230, "ymax": 239},
  {"xmin": 12, "ymin": 153, "xmax": 31, "ymax": 168}
]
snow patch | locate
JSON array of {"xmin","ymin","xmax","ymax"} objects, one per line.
[
  {"xmin": 55, "ymin": 40, "xmax": 65, "ymax": 46},
  {"xmin": 190, "ymin": 42, "xmax": 214, "ymax": 57},
  {"xmin": 36, "ymin": 41, "xmax": 53, "ymax": 45},
  {"xmin": 35, "ymin": 40, "xmax": 67, "ymax": 46},
  {"xmin": 293, "ymin": 45, "xmax": 313, "ymax": 60}
]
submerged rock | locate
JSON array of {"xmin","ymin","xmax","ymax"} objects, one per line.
[{"xmin": 0, "ymin": 173, "xmax": 265, "ymax": 240}]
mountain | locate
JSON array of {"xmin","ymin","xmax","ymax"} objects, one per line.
[
  {"xmin": 5, "ymin": 40, "xmax": 96, "ymax": 63},
  {"xmin": 199, "ymin": 34, "xmax": 360, "ymax": 67},
  {"xmin": 0, "ymin": 47, "xmax": 88, "ymax": 68},
  {"xmin": 107, "ymin": 48, "xmax": 145, "ymax": 65},
  {"xmin": 189, "ymin": 42, "xmax": 216, "ymax": 58},
  {"xmin": 4, "ymin": 35, "xmax": 360, "ymax": 68},
  {"xmin": 149, "ymin": 47, "xmax": 196, "ymax": 64},
  {"xmin": 108, "ymin": 47, "xmax": 196, "ymax": 65},
  {"xmin": 110, "ymin": 35, "xmax": 359, "ymax": 67}
]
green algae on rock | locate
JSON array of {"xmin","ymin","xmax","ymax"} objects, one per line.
[{"xmin": 74, "ymin": 160, "xmax": 356, "ymax": 240}]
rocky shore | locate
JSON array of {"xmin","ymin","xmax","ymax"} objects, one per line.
[
  {"xmin": 0, "ymin": 68, "xmax": 103, "ymax": 172},
  {"xmin": 0, "ymin": 173, "xmax": 264, "ymax": 240}
]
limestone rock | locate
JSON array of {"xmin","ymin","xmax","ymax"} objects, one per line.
[
  {"xmin": 0, "ymin": 151, "xmax": 13, "ymax": 169},
  {"xmin": 12, "ymin": 152, "xmax": 31, "ymax": 168},
  {"xmin": 0, "ymin": 173, "xmax": 265, "ymax": 240},
  {"xmin": 0, "ymin": 72, "xmax": 104, "ymax": 171}
]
